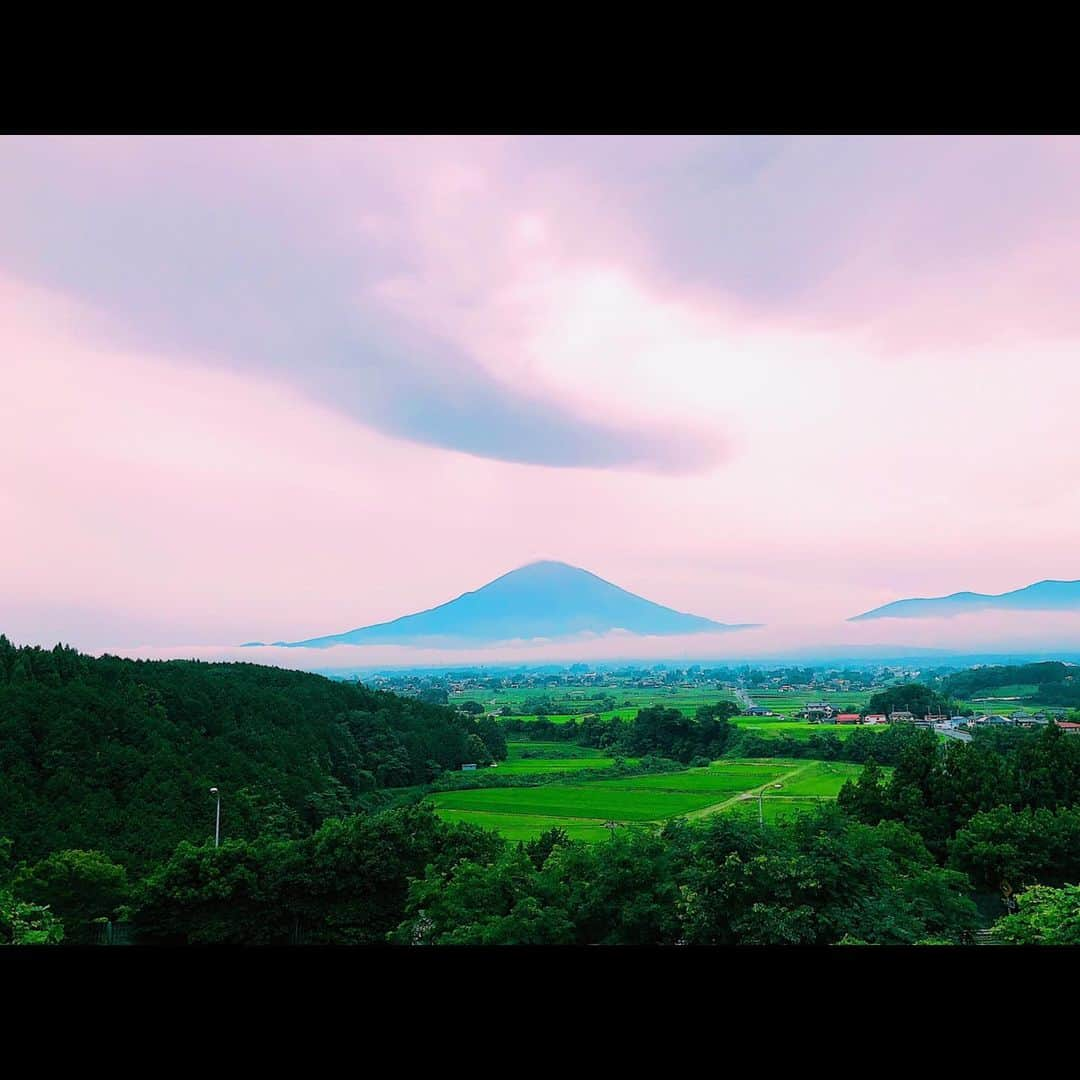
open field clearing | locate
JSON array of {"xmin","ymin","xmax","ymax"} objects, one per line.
[
  {"xmin": 435, "ymin": 809, "xmax": 618, "ymax": 842},
  {"xmin": 746, "ymin": 689, "xmax": 875, "ymax": 717},
  {"xmin": 762, "ymin": 760, "xmax": 865, "ymax": 796},
  {"xmin": 730, "ymin": 716, "xmax": 884, "ymax": 740},
  {"xmin": 451, "ymin": 685, "xmax": 739, "ymax": 718},
  {"xmin": 431, "ymin": 784, "xmax": 727, "ymax": 821},
  {"xmin": 721, "ymin": 760, "xmax": 892, "ymax": 823},
  {"xmin": 429, "ymin": 757, "xmax": 834, "ymax": 840},
  {"xmin": 495, "ymin": 755, "xmax": 625, "ymax": 773},
  {"xmin": 954, "ymin": 696, "xmax": 1066, "ymax": 716},
  {"xmin": 597, "ymin": 762, "xmax": 794, "ymax": 793},
  {"xmin": 491, "ymin": 742, "xmax": 637, "ymax": 774}
]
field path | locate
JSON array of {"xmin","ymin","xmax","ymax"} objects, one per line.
[
  {"xmin": 733, "ymin": 686, "xmax": 756, "ymax": 711},
  {"xmin": 682, "ymin": 761, "xmax": 816, "ymax": 820}
]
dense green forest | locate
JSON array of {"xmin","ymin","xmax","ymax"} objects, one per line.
[
  {"xmin": 4, "ymin": 643, "xmax": 1080, "ymax": 946},
  {"xmin": 0, "ymin": 636, "xmax": 504, "ymax": 872}
]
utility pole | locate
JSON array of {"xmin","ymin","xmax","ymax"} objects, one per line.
[
  {"xmin": 759, "ymin": 783, "xmax": 782, "ymax": 827},
  {"xmin": 210, "ymin": 787, "xmax": 221, "ymax": 847}
]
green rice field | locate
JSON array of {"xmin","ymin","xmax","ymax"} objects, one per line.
[
  {"xmin": 744, "ymin": 689, "xmax": 876, "ymax": 717},
  {"xmin": 729, "ymin": 716, "xmax": 882, "ymax": 740},
  {"xmin": 429, "ymin": 752, "xmax": 861, "ymax": 841},
  {"xmin": 493, "ymin": 742, "xmax": 631, "ymax": 774},
  {"xmin": 458, "ymin": 682, "xmax": 893, "ymax": 740},
  {"xmin": 450, "ymin": 685, "xmax": 740, "ymax": 722}
]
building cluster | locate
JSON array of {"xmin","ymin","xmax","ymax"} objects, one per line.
[{"xmin": 797, "ymin": 707, "xmax": 1077, "ymax": 734}]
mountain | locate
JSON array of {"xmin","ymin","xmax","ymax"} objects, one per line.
[
  {"xmin": 258, "ymin": 561, "xmax": 758, "ymax": 648},
  {"xmin": 849, "ymin": 579, "xmax": 1080, "ymax": 621}
]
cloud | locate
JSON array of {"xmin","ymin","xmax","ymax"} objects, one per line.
[
  {"xmin": 0, "ymin": 135, "xmax": 720, "ymax": 472},
  {"xmin": 96, "ymin": 608, "xmax": 1080, "ymax": 672},
  {"xmin": 4, "ymin": 136, "xmax": 1080, "ymax": 654},
  {"xmin": 528, "ymin": 135, "xmax": 1080, "ymax": 346}
]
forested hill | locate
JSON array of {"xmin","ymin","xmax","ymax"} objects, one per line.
[
  {"xmin": 941, "ymin": 661, "xmax": 1079, "ymax": 705},
  {"xmin": 0, "ymin": 636, "xmax": 497, "ymax": 871}
]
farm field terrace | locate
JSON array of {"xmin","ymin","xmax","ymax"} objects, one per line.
[
  {"xmin": 428, "ymin": 756, "xmax": 853, "ymax": 841},
  {"xmin": 493, "ymin": 742, "xmax": 635, "ymax": 774}
]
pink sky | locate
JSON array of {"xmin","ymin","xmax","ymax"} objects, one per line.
[{"xmin": 3, "ymin": 135, "xmax": 1080, "ymax": 663}]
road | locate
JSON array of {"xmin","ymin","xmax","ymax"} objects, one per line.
[
  {"xmin": 683, "ymin": 760, "xmax": 815, "ymax": 820},
  {"xmin": 935, "ymin": 725, "xmax": 972, "ymax": 743},
  {"xmin": 732, "ymin": 686, "xmax": 756, "ymax": 711}
]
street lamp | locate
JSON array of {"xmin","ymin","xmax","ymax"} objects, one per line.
[
  {"xmin": 210, "ymin": 787, "xmax": 221, "ymax": 847},
  {"xmin": 759, "ymin": 783, "xmax": 782, "ymax": 827}
]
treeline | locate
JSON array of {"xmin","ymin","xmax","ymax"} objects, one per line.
[
  {"xmin": 2, "ymin": 804, "xmax": 982, "ymax": 945},
  {"xmin": 839, "ymin": 722, "xmax": 1080, "ymax": 867},
  {"xmin": 940, "ymin": 661, "xmax": 1071, "ymax": 699},
  {"xmin": 0, "ymin": 636, "xmax": 506, "ymax": 872},
  {"xmin": 500, "ymin": 704, "xmax": 938, "ymax": 768},
  {"xmin": 867, "ymin": 683, "xmax": 947, "ymax": 716},
  {"xmin": 395, "ymin": 806, "xmax": 979, "ymax": 945},
  {"xmin": 500, "ymin": 703, "xmax": 741, "ymax": 763}
]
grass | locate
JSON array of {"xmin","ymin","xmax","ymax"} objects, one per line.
[
  {"xmin": 436, "ymin": 809, "xmax": 619, "ymax": 842},
  {"xmin": 429, "ymin": 756, "xmax": 824, "ymax": 840},
  {"xmin": 492, "ymin": 742, "xmax": 635, "ymax": 775},
  {"xmin": 720, "ymin": 761, "xmax": 893, "ymax": 823},
  {"xmin": 431, "ymin": 784, "xmax": 728, "ymax": 822},
  {"xmin": 494, "ymin": 756, "xmax": 624, "ymax": 774},
  {"xmin": 745, "ymin": 689, "xmax": 876, "ymax": 718},
  {"xmin": 764, "ymin": 760, "xmax": 865, "ymax": 797},
  {"xmin": 596, "ymin": 762, "xmax": 794, "ymax": 794},
  {"xmin": 451, "ymin": 685, "xmax": 740, "ymax": 720},
  {"xmin": 730, "ymin": 716, "xmax": 884, "ymax": 741}
]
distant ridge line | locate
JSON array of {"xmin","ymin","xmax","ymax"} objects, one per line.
[{"xmin": 849, "ymin": 578, "xmax": 1080, "ymax": 621}]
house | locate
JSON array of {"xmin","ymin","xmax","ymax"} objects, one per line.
[
  {"xmin": 1015, "ymin": 714, "xmax": 1051, "ymax": 728},
  {"xmin": 974, "ymin": 714, "xmax": 1013, "ymax": 726},
  {"xmin": 890, "ymin": 711, "xmax": 915, "ymax": 723},
  {"xmin": 1055, "ymin": 721, "xmax": 1080, "ymax": 735},
  {"xmin": 863, "ymin": 714, "xmax": 887, "ymax": 725},
  {"xmin": 461, "ymin": 763, "xmax": 477, "ymax": 771},
  {"xmin": 836, "ymin": 713, "xmax": 861, "ymax": 724},
  {"xmin": 744, "ymin": 705, "xmax": 772, "ymax": 717},
  {"xmin": 804, "ymin": 703, "xmax": 836, "ymax": 722}
]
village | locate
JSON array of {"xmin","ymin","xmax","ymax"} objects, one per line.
[{"xmin": 744, "ymin": 698, "xmax": 1080, "ymax": 741}]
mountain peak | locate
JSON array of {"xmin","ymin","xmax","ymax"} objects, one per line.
[
  {"xmin": 262, "ymin": 562, "xmax": 760, "ymax": 648},
  {"xmin": 850, "ymin": 577, "xmax": 1080, "ymax": 621}
]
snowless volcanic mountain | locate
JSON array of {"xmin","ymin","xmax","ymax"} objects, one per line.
[
  {"xmin": 849, "ymin": 578, "xmax": 1080, "ymax": 621},
  {"xmin": 257, "ymin": 561, "xmax": 758, "ymax": 648}
]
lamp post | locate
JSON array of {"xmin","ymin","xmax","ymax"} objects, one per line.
[
  {"xmin": 758, "ymin": 783, "xmax": 782, "ymax": 827},
  {"xmin": 210, "ymin": 787, "xmax": 221, "ymax": 847}
]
